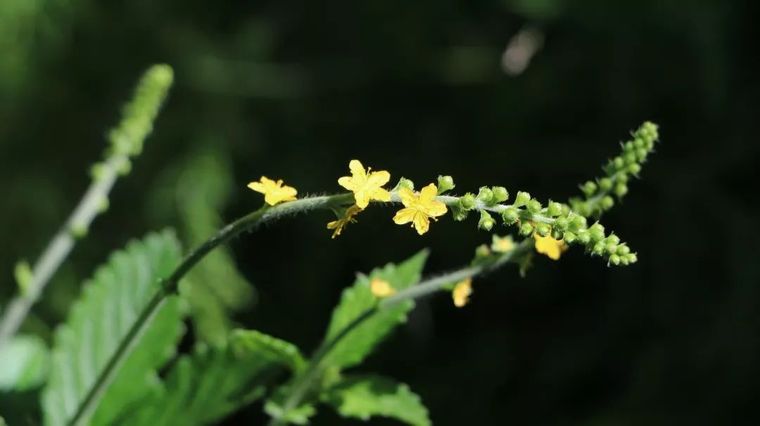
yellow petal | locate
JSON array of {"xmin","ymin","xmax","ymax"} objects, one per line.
[
  {"xmin": 452, "ymin": 278, "xmax": 473, "ymax": 307},
  {"xmin": 412, "ymin": 213, "xmax": 430, "ymax": 235},
  {"xmin": 424, "ymin": 199, "xmax": 448, "ymax": 218},
  {"xmin": 397, "ymin": 187, "xmax": 416, "ymax": 207},
  {"xmin": 338, "ymin": 176, "xmax": 355, "ymax": 191},
  {"xmin": 393, "ymin": 207, "xmax": 417, "ymax": 225},
  {"xmin": 419, "ymin": 183, "xmax": 439, "ymax": 202},
  {"xmin": 534, "ymin": 234, "xmax": 567, "ymax": 260},
  {"xmin": 348, "ymin": 159, "xmax": 366, "ymax": 179},
  {"xmin": 369, "ymin": 187, "xmax": 391, "ymax": 203},
  {"xmin": 247, "ymin": 181, "xmax": 265, "ymax": 193},
  {"xmin": 370, "ymin": 278, "xmax": 396, "ymax": 297},
  {"xmin": 367, "ymin": 170, "xmax": 391, "ymax": 188}
]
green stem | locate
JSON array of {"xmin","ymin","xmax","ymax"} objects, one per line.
[
  {"xmin": 66, "ymin": 193, "xmax": 351, "ymax": 426},
  {"xmin": 268, "ymin": 239, "xmax": 533, "ymax": 426}
]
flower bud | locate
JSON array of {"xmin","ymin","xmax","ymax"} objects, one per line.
[
  {"xmin": 613, "ymin": 157, "xmax": 625, "ymax": 170},
  {"xmin": 396, "ymin": 177, "xmax": 415, "ymax": 191},
  {"xmin": 606, "ymin": 234, "xmax": 620, "ymax": 245},
  {"xmin": 592, "ymin": 242, "xmax": 606, "ymax": 256},
  {"xmin": 554, "ymin": 217, "xmax": 569, "ymax": 230},
  {"xmin": 478, "ymin": 211, "xmax": 495, "ymax": 231},
  {"xmin": 519, "ymin": 222, "xmax": 533, "ymax": 236},
  {"xmin": 514, "ymin": 191, "xmax": 531, "ymax": 207},
  {"xmin": 625, "ymin": 253, "xmax": 638, "ymax": 263},
  {"xmin": 547, "ymin": 201, "xmax": 563, "ymax": 217},
  {"xmin": 599, "ymin": 178, "xmax": 613, "ymax": 191},
  {"xmin": 628, "ymin": 163, "xmax": 641, "ymax": 174},
  {"xmin": 616, "ymin": 245, "xmax": 630, "ymax": 256},
  {"xmin": 437, "ymin": 175, "xmax": 455, "ymax": 193},
  {"xmin": 636, "ymin": 148, "xmax": 648, "ymax": 161},
  {"xmin": 475, "ymin": 244, "xmax": 491, "ymax": 258},
  {"xmin": 582, "ymin": 181, "xmax": 598, "ymax": 196},
  {"xmin": 576, "ymin": 230, "xmax": 591, "ymax": 244},
  {"xmin": 491, "ymin": 186, "xmax": 509, "ymax": 203},
  {"xmin": 609, "ymin": 254, "xmax": 621, "ymax": 266},
  {"xmin": 551, "ymin": 228, "xmax": 564, "ymax": 240},
  {"xmin": 563, "ymin": 231, "xmax": 577, "ymax": 243},
  {"xmin": 624, "ymin": 152, "xmax": 637, "ymax": 165},
  {"xmin": 570, "ymin": 215, "xmax": 587, "ymax": 230},
  {"xmin": 477, "ymin": 187, "xmax": 494, "ymax": 205},
  {"xmin": 535, "ymin": 223, "xmax": 550, "ymax": 237},
  {"xmin": 600, "ymin": 196, "xmax": 615, "ymax": 210},
  {"xmin": 527, "ymin": 199, "xmax": 542, "ymax": 214},
  {"xmin": 501, "ymin": 207, "xmax": 519, "ymax": 225},
  {"xmin": 451, "ymin": 204, "xmax": 469, "ymax": 222},
  {"xmin": 460, "ymin": 193, "xmax": 476, "ymax": 210}
]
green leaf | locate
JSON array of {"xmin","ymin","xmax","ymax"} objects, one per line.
[
  {"xmin": 323, "ymin": 250, "xmax": 428, "ymax": 369},
  {"xmin": 322, "ymin": 374, "xmax": 431, "ymax": 426},
  {"xmin": 117, "ymin": 329, "xmax": 304, "ymax": 426},
  {"xmin": 0, "ymin": 334, "xmax": 49, "ymax": 391},
  {"xmin": 41, "ymin": 231, "xmax": 185, "ymax": 426}
]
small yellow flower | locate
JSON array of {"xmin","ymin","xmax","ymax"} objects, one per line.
[
  {"xmin": 326, "ymin": 205, "xmax": 362, "ymax": 239},
  {"xmin": 370, "ymin": 278, "xmax": 396, "ymax": 298},
  {"xmin": 338, "ymin": 160, "xmax": 391, "ymax": 209},
  {"xmin": 247, "ymin": 176, "xmax": 298, "ymax": 206},
  {"xmin": 452, "ymin": 278, "xmax": 472, "ymax": 307},
  {"xmin": 392, "ymin": 184, "xmax": 448, "ymax": 235},
  {"xmin": 491, "ymin": 235, "xmax": 515, "ymax": 253},
  {"xmin": 534, "ymin": 233, "xmax": 568, "ymax": 260}
]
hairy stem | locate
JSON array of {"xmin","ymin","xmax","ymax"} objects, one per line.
[
  {"xmin": 67, "ymin": 194, "xmax": 351, "ymax": 426},
  {"xmin": 0, "ymin": 153, "xmax": 125, "ymax": 349},
  {"xmin": 268, "ymin": 238, "xmax": 533, "ymax": 426}
]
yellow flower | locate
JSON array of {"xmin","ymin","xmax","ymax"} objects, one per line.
[
  {"xmin": 326, "ymin": 205, "xmax": 362, "ymax": 239},
  {"xmin": 370, "ymin": 278, "xmax": 396, "ymax": 298},
  {"xmin": 338, "ymin": 159, "xmax": 391, "ymax": 209},
  {"xmin": 452, "ymin": 278, "xmax": 472, "ymax": 307},
  {"xmin": 247, "ymin": 176, "xmax": 298, "ymax": 206},
  {"xmin": 392, "ymin": 184, "xmax": 448, "ymax": 235},
  {"xmin": 534, "ymin": 233, "xmax": 568, "ymax": 260},
  {"xmin": 491, "ymin": 235, "xmax": 515, "ymax": 253}
]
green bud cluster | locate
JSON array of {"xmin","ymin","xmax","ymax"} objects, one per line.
[
  {"xmin": 570, "ymin": 121, "xmax": 659, "ymax": 218},
  {"xmin": 90, "ymin": 64, "xmax": 174, "ymax": 182},
  {"xmin": 450, "ymin": 187, "xmax": 637, "ymax": 265}
]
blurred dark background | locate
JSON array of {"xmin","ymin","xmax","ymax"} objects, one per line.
[{"xmin": 2, "ymin": 0, "xmax": 759, "ymax": 424}]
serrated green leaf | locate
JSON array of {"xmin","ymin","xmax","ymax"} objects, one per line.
[
  {"xmin": 323, "ymin": 250, "xmax": 428, "ymax": 369},
  {"xmin": 41, "ymin": 231, "xmax": 185, "ymax": 426},
  {"xmin": 0, "ymin": 334, "xmax": 49, "ymax": 391},
  {"xmin": 117, "ymin": 329, "xmax": 303, "ymax": 426},
  {"xmin": 322, "ymin": 374, "xmax": 431, "ymax": 426}
]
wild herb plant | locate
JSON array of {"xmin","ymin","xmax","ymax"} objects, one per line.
[{"xmin": 0, "ymin": 64, "xmax": 660, "ymax": 426}]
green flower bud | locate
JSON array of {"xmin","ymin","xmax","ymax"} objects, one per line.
[
  {"xmin": 615, "ymin": 183, "xmax": 628, "ymax": 198},
  {"xmin": 563, "ymin": 231, "xmax": 577, "ymax": 243},
  {"xmin": 117, "ymin": 159, "xmax": 132, "ymax": 176},
  {"xmin": 606, "ymin": 234, "xmax": 620, "ymax": 245},
  {"xmin": 519, "ymin": 222, "xmax": 534, "ymax": 236},
  {"xmin": 535, "ymin": 223, "xmax": 550, "ymax": 237},
  {"xmin": 491, "ymin": 186, "xmax": 509, "ymax": 203},
  {"xmin": 599, "ymin": 178, "xmax": 613, "ymax": 191},
  {"xmin": 628, "ymin": 163, "xmax": 641, "ymax": 174},
  {"xmin": 477, "ymin": 187, "xmax": 494, "ymax": 205},
  {"xmin": 577, "ymin": 230, "xmax": 591, "ymax": 244},
  {"xmin": 601, "ymin": 196, "xmax": 615, "ymax": 210},
  {"xmin": 616, "ymin": 244, "xmax": 630, "ymax": 256},
  {"xmin": 70, "ymin": 223, "xmax": 88, "ymax": 239},
  {"xmin": 635, "ymin": 148, "xmax": 648, "ymax": 161},
  {"xmin": 478, "ymin": 210, "xmax": 495, "ymax": 231},
  {"xmin": 501, "ymin": 207, "xmax": 519, "ymax": 225},
  {"xmin": 623, "ymin": 141, "xmax": 635, "ymax": 152},
  {"xmin": 624, "ymin": 152, "xmax": 637, "ymax": 165},
  {"xmin": 605, "ymin": 242, "xmax": 618, "ymax": 255},
  {"xmin": 625, "ymin": 253, "xmax": 638, "ymax": 263},
  {"xmin": 609, "ymin": 254, "xmax": 621, "ymax": 265},
  {"xmin": 475, "ymin": 244, "xmax": 491, "ymax": 258},
  {"xmin": 396, "ymin": 177, "xmax": 415, "ymax": 191},
  {"xmin": 437, "ymin": 175, "xmax": 455, "ymax": 193},
  {"xmin": 633, "ymin": 138, "xmax": 645, "ymax": 149},
  {"xmin": 514, "ymin": 191, "xmax": 531, "ymax": 207},
  {"xmin": 592, "ymin": 242, "xmax": 606, "ymax": 256},
  {"xmin": 460, "ymin": 193, "xmax": 476, "ymax": 210},
  {"xmin": 582, "ymin": 181, "xmax": 598, "ymax": 196},
  {"xmin": 547, "ymin": 201, "xmax": 563, "ymax": 217},
  {"xmin": 570, "ymin": 215, "xmax": 587, "ymax": 230},
  {"xmin": 97, "ymin": 196, "xmax": 110, "ymax": 213},
  {"xmin": 613, "ymin": 156, "xmax": 625, "ymax": 170},
  {"xmin": 551, "ymin": 228, "xmax": 564, "ymax": 240},
  {"xmin": 589, "ymin": 226, "xmax": 605, "ymax": 242},
  {"xmin": 554, "ymin": 217, "xmax": 569, "ymax": 230},
  {"xmin": 90, "ymin": 162, "xmax": 107, "ymax": 181},
  {"xmin": 451, "ymin": 204, "xmax": 469, "ymax": 221},
  {"xmin": 527, "ymin": 199, "xmax": 542, "ymax": 214}
]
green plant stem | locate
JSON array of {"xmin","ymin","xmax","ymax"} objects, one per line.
[
  {"xmin": 268, "ymin": 238, "xmax": 533, "ymax": 426},
  {"xmin": 68, "ymin": 190, "xmax": 534, "ymax": 426},
  {"xmin": 66, "ymin": 193, "xmax": 352, "ymax": 426},
  {"xmin": 0, "ymin": 153, "xmax": 126, "ymax": 350}
]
